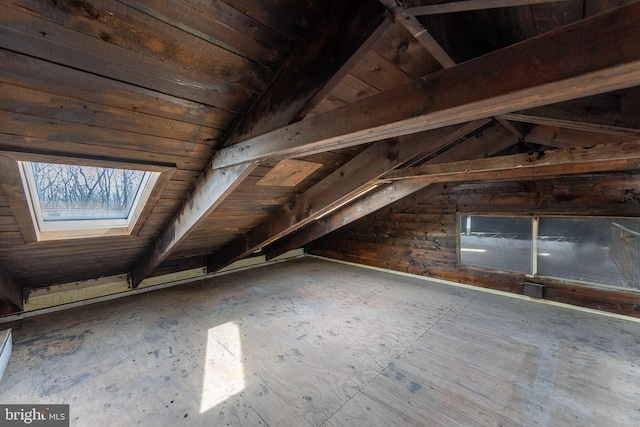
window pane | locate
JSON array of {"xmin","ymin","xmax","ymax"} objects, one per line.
[
  {"xmin": 538, "ymin": 217, "xmax": 640, "ymax": 289},
  {"xmin": 460, "ymin": 215, "xmax": 532, "ymax": 274},
  {"xmin": 30, "ymin": 163, "xmax": 148, "ymax": 221}
]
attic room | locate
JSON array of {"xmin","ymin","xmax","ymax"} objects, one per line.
[{"xmin": 0, "ymin": 0, "xmax": 639, "ymax": 425}]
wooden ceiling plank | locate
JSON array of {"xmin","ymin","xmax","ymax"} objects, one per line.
[
  {"xmin": 211, "ymin": 2, "xmax": 640, "ymax": 169},
  {"xmin": 130, "ymin": 162, "xmax": 257, "ymax": 287},
  {"xmin": 0, "ymin": 3, "xmax": 252, "ymax": 111},
  {"xmin": 256, "ymin": 159, "xmax": 323, "ymax": 187},
  {"xmin": 7, "ymin": 0, "xmax": 271, "ymax": 92},
  {"xmin": 384, "ymin": 141, "xmax": 640, "ymax": 183},
  {"xmin": 118, "ymin": 0, "xmax": 292, "ymax": 68},
  {"xmin": 206, "ymin": 121, "xmax": 489, "ymax": 272},
  {"xmin": 0, "ymin": 83, "xmax": 224, "ymax": 143},
  {"xmin": 0, "ymin": 258, "xmax": 22, "ymax": 309},
  {"xmin": 226, "ymin": 0, "xmax": 390, "ymax": 144},
  {"xmin": 0, "ymin": 49, "xmax": 236, "ymax": 129},
  {"xmin": 408, "ymin": 0, "xmax": 571, "ymax": 16},
  {"xmin": 0, "ymin": 132, "xmax": 208, "ymax": 173}
]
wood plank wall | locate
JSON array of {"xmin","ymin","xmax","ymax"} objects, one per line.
[{"xmin": 308, "ymin": 174, "xmax": 640, "ymax": 317}]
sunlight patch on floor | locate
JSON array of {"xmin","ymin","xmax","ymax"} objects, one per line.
[{"xmin": 200, "ymin": 321, "xmax": 245, "ymax": 414}]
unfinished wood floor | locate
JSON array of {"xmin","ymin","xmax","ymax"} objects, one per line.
[{"xmin": 1, "ymin": 257, "xmax": 639, "ymax": 426}]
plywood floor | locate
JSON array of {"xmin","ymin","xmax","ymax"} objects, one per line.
[{"xmin": 1, "ymin": 258, "xmax": 639, "ymax": 426}]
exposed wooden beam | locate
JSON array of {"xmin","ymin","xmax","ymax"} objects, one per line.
[
  {"xmin": 501, "ymin": 87, "xmax": 640, "ymax": 137},
  {"xmin": 268, "ymin": 182, "xmax": 456, "ymax": 260},
  {"xmin": 212, "ymin": 2, "xmax": 640, "ymax": 169},
  {"xmin": 266, "ymin": 124, "xmax": 518, "ymax": 259},
  {"xmin": 379, "ymin": 0, "xmax": 455, "ymax": 68},
  {"xmin": 130, "ymin": 162, "xmax": 256, "ymax": 287},
  {"xmin": 0, "ymin": 259, "xmax": 22, "ymax": 310},
  {"xmin": 130, "ymin": 0, "xmax": 391, "ymax": 286},
  {"xmin": 495, "ymin": 117, "xmax": 525, "ymax": 139},
  {"xmin": 407, "ymin": 0, "xmax": 570, "ymax": 16},
  {"xmin": 524, "ymin": 125, "xmax": 638, "ymax": 148},
  {"xmin": 206, "ymin": 121, "xmax": 489, "ymax": 272},
  {"xmin": 384, "ymin": 141, "xmax": 640, "ymax": 183},
  {"xmin": 226, "ymin": 0, "xmax": 390, "ymax": 145}
]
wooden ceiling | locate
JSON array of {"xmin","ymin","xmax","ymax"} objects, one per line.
[{"xmin": 1, "ymin": 0, "xmax": 639, "ymax": 312}]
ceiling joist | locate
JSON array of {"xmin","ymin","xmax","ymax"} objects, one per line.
[{"xmin": 211, "ymin": 2, "xmax": 640, "ymax": 169}]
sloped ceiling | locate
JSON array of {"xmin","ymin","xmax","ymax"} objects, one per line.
[{"xmin": 1, "ymin": 0, "xmax": 639, "ymax": 312}]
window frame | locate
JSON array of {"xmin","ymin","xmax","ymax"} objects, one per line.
[
  {"xmin": 0, "ymin": 152, "xmax": 175, "ymax": 242},
  {"xmin": 19, "ymin": 161, "xmax": 160, "ymax": 240},
  {"xmin": 458, "ymin": 213, "xmax": 640, "ymax": 290}
]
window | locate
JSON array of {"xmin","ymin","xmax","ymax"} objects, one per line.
[
  {"xmin": 460, "ymin": 215, "xmax": 640, "ymax": 289},
  {"xmin": 20, "ymin": 161, "xmax": 160, "ymax": 240},
  {"xmin": 460, "ymin": 215, "xmax": 532, "ymax": 274}
]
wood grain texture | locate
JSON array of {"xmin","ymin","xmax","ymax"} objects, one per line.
[
  {"xmin": 256, "ymin": 159, "xmax": 323, "ymax": 187},
  {"xmin": 212, "ymin": 2, "xmax": 640, "ymax": 168},
  {"xmin": 0, "ymin": 257, "xmax": 22, "ymax": 309},
  {"xmin": 1, "ymin": 258, "xmax": 639, "ymax": 425},
  {"xmin": 310, "ymin": 173, "xmax": 640, "ymax": 316},
  {"xmin": 131, "ymin": 162, "xmax": 258, "ymax": 286},
  {"xmin": 227, "ymin": 0, "xmax": 389, "ymax": 144}
]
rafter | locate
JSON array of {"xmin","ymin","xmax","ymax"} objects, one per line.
[
  {"xmin": 384, "ymin": 141, "xmax": 640, "ymax": 183},
  {"xmin": 524, "ymin": 125, "xmax": 638, "ymax": 149},
  {"xmin": 266, "ymin": 124, "xmax": 518, "ymax": 259},
  {"xmin": 226, "ymin": 0, "xmax": 390, "ymax": 144},
  {"xmin": 211, "ymin": 2, "xmax": 640, "ymax": 169},
  {"xmin": 129, "ymin": 0, "xmax": 392, "ymax": 286},
  {"xmin": 407, "ymin": 0, "xmax": 570, "ymax": 16},
  {"xmin": 131, "ymin": 162, "xmax": 256, "ymax": 286},
  {"xmin": 206, "ymin": 120, "xmax": 489, "ymax": 272},
  {"xmin": 379, "ymin": 0, "xmax": 455, "ymax": 68},
  {"xmin": 502, "ymin": 87, "xmax": 640, "ymax": 137}
]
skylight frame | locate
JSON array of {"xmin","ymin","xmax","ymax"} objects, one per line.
[{"xmin": 19, "ymin": 161, "xmax": 161, "ymax": 241}]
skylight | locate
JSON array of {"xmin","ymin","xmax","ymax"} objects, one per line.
[{"xmin": 20, "ymin": 161, "xmax": 159, "ymax": 240}]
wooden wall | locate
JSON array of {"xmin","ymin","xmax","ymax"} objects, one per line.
[{"xmin": 308, "ymin": 173, "xmax": 640, "ymax": 317}]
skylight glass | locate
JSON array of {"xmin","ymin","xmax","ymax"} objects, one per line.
[
  {"xmin": 19, "ymin": 161, "xmax": 160, "ymax": 240},
  {"xmin": 28, "ymin": 162, "xmax": 149, "ymax": 221}
]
